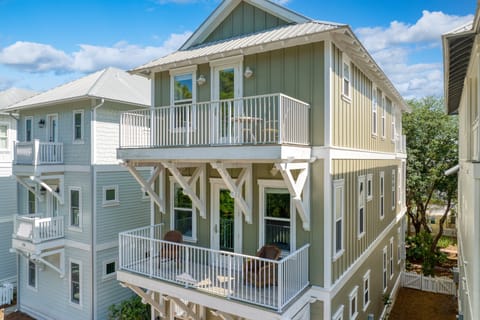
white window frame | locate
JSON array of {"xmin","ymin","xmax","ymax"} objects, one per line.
[
  {"xmin": 27, "ymin": 259, "xmax": 37, "ymax": 291},
  {"xmin": 69, "ymin": 187, "xmax": 82, "ymax": 231},
  {"xmin": 390, "ymin": 237, "xmax": 394, "ymax": 279},
  {"xmin": 342, "ymin": 54, "xmax": 351, "ymax": 101},
  {"xmin": 358, "ymin": 175, "xmax": 366, "ymax": 238},
  {"xmin": 391, "ymin": 169, "xmax": 396, "ymax": 211},
  {"xmin": 397, "ymin": 226, "xmax": 402, "ymax": 264},
  {"xmin": 72, "ymin": 110, "xmax": 84, "ymax": 143},
  {"xmin": 170, "ymin": 66, "xmax": 197, "ymax": 132},
  {"xmin": 0, "ymin": 123, "xmax": 8, "ymax": 150},
  {"xmin": 381, "ymin": 96, "xmax": 386, "ymax": 139},
  {"xmin": 102, "ymin": 259, "xmax": 118, "ymax": 280},
  {"xmin": 391, "ymin": 107, "xmax": 396, "ymax": 143},
  {"xmin": 383, "ymin": 245, "xmax": 388, "ymax": 292},
  {"xmin": 367, "ymin": 173, "xmax": 373, "ymax": 201},
  {"xmin": 170, "ymin": 179, "xmax": 197, "ymax": 242},
  {"xmin": 333, "ymin": 179, "xmax": 345, "ymax": 260},
  {"xmin": 363, "ymin": 270, "xmax": 371, "ymax": 311},
  {"xmin": 69, "ymin": 259, "xmax": 82, "ymax": 308},
  {"xmin": 25, "ymin": 116, "xmax": 33, "ymax": 142},
  {"xmin": 259, "ymin": 179, "xmax": 295, "ymax": 255},
  {"xmin": 102, "ymin": 185, "xmax": 119, "ymax": 207},
  {"xmin": 333, "ymin": 305, "xmax": 344, "ymax": 320},
  {"xmin": 372, "ymin": 87, "xmax": 378, "ymax": 136},
  {"xmin": 380, "ymin": 171, "xmax": 385, "ymax": 219},
  {"xmin": 349, "ymin": 286, "xmax": 358, "ymax": 320}
]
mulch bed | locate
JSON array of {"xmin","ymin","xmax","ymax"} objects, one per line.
[{"xmin": 389, "ymin": 287, "xmax": 457, "ymax": 320}]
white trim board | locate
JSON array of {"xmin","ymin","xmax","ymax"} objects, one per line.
[{"xmin": 313, "ymin": 146, "xmax": 397, "ymax": 160}]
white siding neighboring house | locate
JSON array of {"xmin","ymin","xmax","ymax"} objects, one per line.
[
  {"xmin": 0, "ymin": 88, "xmax": 36, "ymax": 285},
  {"xmin": 4, "ymin": 68, "xmax": 152, "ymax": 320},
  {"xmin": 443, "ymin": 7, "xmax": 480, "ymax": 320}
]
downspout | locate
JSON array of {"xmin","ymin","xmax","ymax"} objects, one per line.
[{"xmin": 91, "ymin": 98, "xmax": 104, "ymax": 320}]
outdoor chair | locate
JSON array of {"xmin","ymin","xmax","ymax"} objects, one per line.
[
  {"xmin": 243, "ymin": 244, "xmax": 281, "ymax": 287},
  {"xmin": 160, "ymin": 230, "xmax": 183, "ymax": 264}
]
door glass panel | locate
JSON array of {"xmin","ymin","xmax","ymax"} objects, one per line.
[
  {"xmin": 219, "ymin": 68, "xmax": 234, "ymax": 100},
  {"xmin": 219, "ymin": 189, "xmax": 234, "ymax": 252},
  {"xmin": 265, "ymin": 189, "xmax": 291, "ymax": 252}
]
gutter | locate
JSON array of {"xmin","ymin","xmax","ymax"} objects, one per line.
[{"xmin": 91, "ymin": 98, "xmax": 105, "ymax": 320}]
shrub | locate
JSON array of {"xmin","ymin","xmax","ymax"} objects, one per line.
[{"xmin": 108, "ymin": 296, "xmax": 150, "ymax": 320}]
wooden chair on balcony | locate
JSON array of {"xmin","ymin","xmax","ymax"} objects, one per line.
[
  {"xmin": 160, "ymin": 230, "xmax": 183, "ymax": 264},
  {"xmin": 243, "ymin": 245, "xmax": 281, "ymax": 287}
]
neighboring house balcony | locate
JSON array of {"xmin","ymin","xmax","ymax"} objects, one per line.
[
  {"xmin": 13, "ymin": 139, "xmax": 64, "ymax": 175},
  {"xmin": 118, "ymin": 93, "xmax": 311, "ymax": 162},
  {"xmin": 395, "ymin": 134, "xmax": 407, "ymax": 154},
  {"xmin": 11, "ymin": 214, "xmax": 66, "ymax": 277},
  {"xmin": 117, "ymin": 224, "xmax": 310, "ymax": 314}
]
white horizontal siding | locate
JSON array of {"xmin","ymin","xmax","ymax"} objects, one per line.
[
  {"xmin": 94, "ymin": 105, "xmax": 122, "ymax": 165},
  {"xmin": 0, "ymin": 222, "xmax": 16, "ymax": 281}
]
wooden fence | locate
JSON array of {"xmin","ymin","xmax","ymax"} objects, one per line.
[{"xmin": 402, "ymin": 271, "xmax": 456, "ymax": 295}]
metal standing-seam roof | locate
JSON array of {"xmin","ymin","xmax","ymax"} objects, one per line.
[
  {"xmin": 6, "ymin": 67, "xmax": 151, "ymax": 111},
  {"xmin": 131, "ymin": 21, "xmax": 343, "ymax": 74},
  {"xmin": 0, "ymin": 88, "xmax": 36, "ymax": 110},
  {"xmin": 443, "ymin": 20, "xmax": 476, "ymax": 114}
]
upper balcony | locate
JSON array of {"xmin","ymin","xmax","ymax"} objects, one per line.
[
  {"xmin": 117, "ymin": 224, "xmax": 310, "ymax": 313},
  {"xmin": 13, "ymin": 140, "xmax": 64, "ymax": 175},
  {"xmin": 118, "ymin": 93, "xmax": 311, "ymax": 162},
  {"xmin": 12, "ymin": 214, "xmax": 65, "ymax": 252}
]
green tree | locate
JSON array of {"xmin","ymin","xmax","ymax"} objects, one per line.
[{"xmin": 403, "ymin": 96, "xmax": 458, "ymax": 248}]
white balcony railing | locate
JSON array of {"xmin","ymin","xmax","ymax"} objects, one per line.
[
  {"xmin": 395, "ymin": 134, "xmax": 406, "ymax": 154},
  {"xmin": 13, "ymin": 214, "xmax": 64, "ymax": 243},
  {"xmin": 119, "ymin": 225, "xmax": 310, "ymax": 311},
  {"xmin": 120, "ymin": 93, "xmax": 310, "ymax": 149},
  {"xmin": 14, "ymin": 140, "xmax": 63, "ymax": 165}
]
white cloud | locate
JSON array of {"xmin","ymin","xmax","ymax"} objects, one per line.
[
  {"xmin": 355, "ymin": 11, "xmax": 473, "ymax": 98},
  {"xmin": 0, "ymin": 31, "xmax": 192, "ymax": 74}
]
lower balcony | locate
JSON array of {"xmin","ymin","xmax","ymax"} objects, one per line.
[
  {"xmin": 118, "ymin": 225, "xmax": 310, "ymax": 312},
  {"xmin": 12, "ymin": 214, "xmax": 64, "ymax": 244}
]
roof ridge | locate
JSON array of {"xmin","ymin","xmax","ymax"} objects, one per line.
[{"xmin": 86, "ymin": 67, "xmax": 112, "ymax": 97}]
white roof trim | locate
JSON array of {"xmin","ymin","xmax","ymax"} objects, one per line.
[{"xmin": 180, "ymin": 0, "xmax": 310, "ymax": 50}]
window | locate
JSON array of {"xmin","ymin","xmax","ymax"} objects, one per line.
[
  {"xmin": 170, "ymin": 66, "xmax": 197, "ymax": 131},
  {"xmin": 363, "ymin": 271, "xmax": 370, "ymax": 310},
  {"xmin": 0, "ymin": 124, "xmax": 7, "ymax": 149},
  {"xmin": 264, "ymin": 188, "xmax": 292, "ymax": 253},
  {"xmin": 380, "ymin": 172, "xmax": 385, "ymax": 219},
  {"xmin": 391, "ymin": 170, "xmax": 396, "ymax": 211},
  {"xmin": 171, "ymin": 182, "xmax": 195, "ymax": 241},
  {"xmin": 333, "ymin": 305, "xmax": 344, "ymax": 320},
  {"xmin": 28, "ymin": 190, "xmax": 36, "ymax": 214},
  {"xmin": 390, "ymin": 237, "xmax": 394, "ymax": 279},
  {"xmin": 334, "ymin": 180, "xmax": 345, "ymax": 258},
  {"xmin": 342, "ymin": 55, "xmax": 351, "ymax": 99},
  {"xmin": 103, "ymin": 185, "xmax": 119, "ymax": 206},
  {"xmin": 372, "ymin": 88, "xmax": 378, "ymax": 136},
  {"xmin": 383, "ymin": 246, "xmax": 388, "ymax": 292},
  {"xmin": 70, "ymin": 261, "xmax": 81, "ymax": 305},
  {"xmin": 70, "ymin": 187, "xmax": 81, "ymax": 228},
  {"xmin": 28, "ymin": 260, "xmax": 37, "ymax": 289},
  {"xmin": 391, "ymin": 108, "xmax": 396, "ymax": 142},
  {"xmin": 349, "ymin": 286, "xmax": 358, "ymax": 320},
  {"xmin": 397, "ymin": 226, "xmax": 402, "ymax": 264},
  {"xmin": 102, "ymin": 260, "xmax": 117, "ymax": 279},
  {"xmin": 25, "ymin": 117, "xmax": 33, "ymax": 142},
  {"xmin": 358, "ymin": 176, "xmax": 366, "ymax": 238},
  {"xmin": 367, "ymin": 173, "xmax": 373, "ymax": 201},
  {"xmin": 381, "ymin": 96, "xmax": 386, "ymax": 138},
  {"xmin": 73, "ymin": 110, "xmax": 84, "ymax": 142}
]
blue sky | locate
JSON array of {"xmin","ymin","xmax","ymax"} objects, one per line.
[{"xmin": 0, "ymin": 0, "xmax": 475, "ymax": 99}]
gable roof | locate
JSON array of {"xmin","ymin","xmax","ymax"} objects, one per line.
[
  {"xmin": 6, "ymin": 67, "xmax": 151, "ymax": 111},
  {"xmin": 180, "ymin": 0, "xmax": 311, "ymax": 50},
  {"xmin": 443, "ymin": 13, "xmax": 477, "ymax": 114},
  {"xmin": 0, "ymin": 88, "xmax": 36, "ymax": 110}
]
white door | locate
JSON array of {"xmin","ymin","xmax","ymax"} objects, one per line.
[
  {"xmin": 46, "ymin": 114, "xmax": 58, "ymax": 142},
  {"xmin": 211, "ymin": 60, "xmax": 242, "ymax": 144},
  {"xmin": 47, "ymin": 192, "xmax": 59, "ymax": 217},
  {"xmin": 211, "ymin": 181, "xmax": 242, "ymax": 253}
]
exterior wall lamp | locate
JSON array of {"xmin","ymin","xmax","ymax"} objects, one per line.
[
  {"xmin": 38, "ymin": 119, "xmax": 45, "ymax": 128},
  {"xmin": 197, "ymin": 74, "xmax": 206, "ymax": 86},
  {"xmin": 244, "ymin": 66, "xmax": 254, "ymax": 79}
]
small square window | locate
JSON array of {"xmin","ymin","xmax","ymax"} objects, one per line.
[
  {"xmin": 103, "ymin": 260, "xmax": 117, "ymax": 279},
  {"xmin": 103, "ymin": 185, "xmax": 119, "ymax": 206}
]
